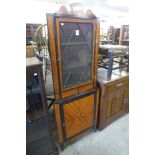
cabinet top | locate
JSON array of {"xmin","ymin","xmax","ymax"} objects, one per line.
[
  {"xmin": 26, "ymin": 57, "xmax": 42, "ymax": 68},
  {"xmin": 46, "ymin": 2, "xmax": 98, "ymax": 19},
  {"xmin": 97, "ymin": 68, "xmax": 129, "ymax": 85},
  {"xmin": 46, "ymin": 13, "xmax": 98, "ymax": 20}
]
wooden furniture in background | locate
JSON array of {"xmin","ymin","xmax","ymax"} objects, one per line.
[
  {"xmin": 99, "ymin": 26, "xmax": 121, "ymax": 45},
  {"xmin": 98, "ymin": 45, "xmax": 129, "ymax": 80},
  {"xmin": 119, "ymin": 25, "xmax": 129, "ymax": 46},
  {"xmin": 26, "ymin": 23, "xmax": 41, "ymax": 45},
  {"xmin": 97, "ymin": 75, "xmax": 129, "ymax": 130},
  {"xmin": 47, "ymin": 3, "xmax": 100, "ymax": 149},
  {"xmin": 115, "ymin": 28, "xmax": 120, "ymax": 44},
  {"xmin": 26, "ymin": 23, "xmax": 43, "ymax": 58},
  {"xmin": 26, "ymin": 45, "xmax": 34, "ymax": 58},
  {"xmin": 26, "ymin": 57, "xmax": 59, "ymax": 155}
]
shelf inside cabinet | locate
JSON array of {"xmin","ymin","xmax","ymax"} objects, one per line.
[
  {"xmin": 62, "ymin": 64, "xmax": 91, "ymax": 70},
  {"xmin": 61, "ymin": 41, "xmax": 91, "ymax": 46}
]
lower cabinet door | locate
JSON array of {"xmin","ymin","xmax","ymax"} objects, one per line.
[
  {"xmin": 63, "ymin": 94, "xmax": 94, "ymax": 138},
  {"xmin": 107, "ymin": 88, "xmax": 125, "ymax": 119},
  {"xmin": 54, "ymin": 93, "xmax": 96, "ymax": 144}
]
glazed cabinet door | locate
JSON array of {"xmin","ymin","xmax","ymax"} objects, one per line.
[{"xmin": 55, "ymin": 18, "xmax": 96, "ymax": 91}]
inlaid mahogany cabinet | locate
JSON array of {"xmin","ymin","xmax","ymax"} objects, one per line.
[{"xmin": 47, "ymin": 7, "xmax": 100, "ymax": 148}]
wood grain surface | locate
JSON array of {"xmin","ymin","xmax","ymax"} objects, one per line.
[{"xmin": 63, "ymin": 94, "xmax": 94, "ymax": 138}]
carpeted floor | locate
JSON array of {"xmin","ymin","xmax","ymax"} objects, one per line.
[
  {"xmin": 44, "ymin": 67, "xmax": 129, "ymax": 155},
  {"xmin": 59, "ymin": 114, "xmax": 129, "ymax": 155}
]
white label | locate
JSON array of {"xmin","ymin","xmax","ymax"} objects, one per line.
[
  {"xmin": 75, "ymin": 30, "xmax": 79, "ymax": 36},
  {"xmin": 34, "ymin": 73, "xmax": 37, "ymax": 76},
  {"xmin": 61, "ymin": 23, "xmax": 64, "ymax": 26}
]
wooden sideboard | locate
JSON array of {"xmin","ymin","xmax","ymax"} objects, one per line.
[{"xmin": 97, "ymin": 75, "xmax": 129, "ymax": 130}]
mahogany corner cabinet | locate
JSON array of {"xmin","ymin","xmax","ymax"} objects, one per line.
[{"xmin": 47, "ymin": 12, "xmax": 100, "ymax": 149}]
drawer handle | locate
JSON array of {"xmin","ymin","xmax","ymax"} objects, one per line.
[{"xmin": 116, "ymin": 83, "xmax": 123, "ymax": 87}]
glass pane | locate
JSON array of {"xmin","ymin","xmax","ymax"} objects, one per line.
[
  {"xmin": 26, "ymin": 73, "xmax": 52, "ymax": 155},
  {"xmin": 59, "ymin": 22, "xmax": 93, "ymax": 88}
]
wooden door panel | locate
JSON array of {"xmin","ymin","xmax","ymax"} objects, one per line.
[
  {"xmin": 106, "ymin": 87, "xmax": 126, "ymax": 119},
  {"xmin": 63, "ymin": 95, "xmax": 94, "ymax": 138},
  {"xmin": 115, "ymin": 89, "xmax": 125, "ymax": 113},
  {"xmin": 106, "ymin": 100, "xmax": 112, "ymax": 119},
  {"xmin": 111, "ymin": 98, "xmax": 116, "ymax": 116}
]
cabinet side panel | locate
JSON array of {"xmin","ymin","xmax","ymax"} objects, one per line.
[
  {"xmin": 98, "ymin": 85, "xmax": 107, "ymax": 129},
  {"xmin": 123, "ymin": 78, "xmax": 129, "ymax": 111},
  {"xmin": 95, "ymin": 87, "xmax": 100, "ymax": 126},
  {"xmin": 54, "ymin": 104, "xmax": 63, "ymax": 143},
  {"xmin": 47, "ymin": 15, "xmax": 60, "ymax": 100},
  {"xmin": 126, "ymin": 84, "xmax": 129, "ymax": 111},
  {"xmin": 94, "ymin": 18, "xmax": 100, "ymax": 87}
]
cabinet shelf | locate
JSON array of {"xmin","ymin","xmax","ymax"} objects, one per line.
[
  {"xmin": 61, "ymin": 41, "xmax": 90, "ymax": 46},
  {"xmin": 62, "ymin": 64, "xmax": 91, "ymax": 70}
]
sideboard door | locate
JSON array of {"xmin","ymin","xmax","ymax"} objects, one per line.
[{"xmin": 106, "ymin": 89, "xmax": 125, "ymax": 119}]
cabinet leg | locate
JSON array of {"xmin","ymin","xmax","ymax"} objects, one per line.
[
  {"xmin": 60, "ymin": 143, "xmax": 64, "ymax": 151},
  {"xmin": 93, "ymin": 124, "xmax": 97, "ymax": 132},
  {"xmin": 48, "ymin": 146, "xmax": 59, "ymax": 155}
]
